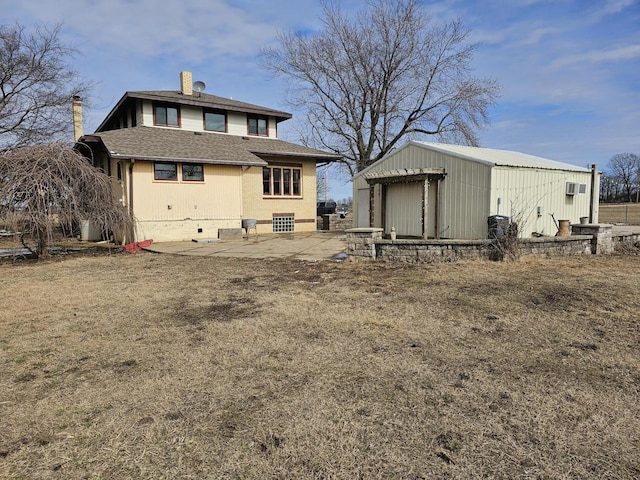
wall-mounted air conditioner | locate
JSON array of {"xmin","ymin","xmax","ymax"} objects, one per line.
[{"xmin": 566, "ymin": 182, "xmax": 578, "ymax": 195}]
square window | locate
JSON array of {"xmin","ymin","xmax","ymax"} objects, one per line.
[
  {"xmin": 154, "ymin": 162, "xmax": 177, "ymax": 180},
  {"xmin": 204, "ymin": 111, "xmax": 226, "ymax": 132},
  {"xmin": 154, "ymin": 104, "xmax": 179, "ymax": 127},
  {"xmin": 182, "ymin": 164, "xmax": 204, "ymax": 181},
  {"xmin": 248, "ymin": 116, "xmax": 268, "ymax": 136}
]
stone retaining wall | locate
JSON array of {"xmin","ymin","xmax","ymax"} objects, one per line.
[
  {"xmin": 318, "ymin": 214, "xmax": 353, "ymax": 231},
  {"xmin": 346, "ymin": 224, "xmax": 627, "ymax": 263}
]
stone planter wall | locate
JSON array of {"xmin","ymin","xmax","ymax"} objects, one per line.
[{"xmin": 346, "ymin": 224, "xmax": 627, "ymax": 263}]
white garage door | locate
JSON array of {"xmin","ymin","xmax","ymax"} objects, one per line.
[{"xmin": 385, "ymin": 182, "xmax": 423, "ymax": 237}]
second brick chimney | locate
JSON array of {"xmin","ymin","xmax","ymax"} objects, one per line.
[{"xmin": 180, "ymin": 71, "xmax": 193, "ymax": 96}]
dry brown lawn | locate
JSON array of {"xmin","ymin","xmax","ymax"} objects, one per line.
[
  {"xmin": 1, "ymin": 251, "xmax": 639, "ymax": 479},
  {"xmin": 599, "ymin": 203, "xmax": 640, "ymax": 225}
]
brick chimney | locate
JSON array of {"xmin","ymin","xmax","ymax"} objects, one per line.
[
  {"xmin": 72, "ymin": 96, "xmax": 83, "ymax": 141},
  {"xmin": 180, "ymin": 71, "xmax": 193, "ymax": 96}
]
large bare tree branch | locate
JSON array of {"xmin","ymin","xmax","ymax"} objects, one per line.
[
  {"xmin": 0, "ymin": 22, "xmax": 92, "ymax": 153},
  {"xmin": 262, "ymin": 0, "xmax": 500, "ymax": 176}
]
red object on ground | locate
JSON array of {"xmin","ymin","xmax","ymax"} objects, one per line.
[{"xmin": 122, "ymin": 239, "xmax": 153, "ymax": 252}]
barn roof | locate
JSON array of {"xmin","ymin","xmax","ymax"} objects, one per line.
[
  {"xmin": 414, "ymin": 142, "xmax": 590, "ymax": 172},
  {"xmin": 355, "ymin": 141, "xmax": 590, "ymax": 179}
]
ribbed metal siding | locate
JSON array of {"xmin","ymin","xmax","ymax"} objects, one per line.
[
  {"xmin": 385, "ymin": 182, "xmax": 423, "ymax": 236},
  {"xmin": 491, "ymin": 167, "xmax": 593, "ymax": 237},
  {"xmin": 353, "ymin": 144, "xmax": 492, "ymax": 239}
]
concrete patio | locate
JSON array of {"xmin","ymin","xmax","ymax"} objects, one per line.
[{"xmin": 143, "ymin": 231, "xmax": 347, "ymax": 261}]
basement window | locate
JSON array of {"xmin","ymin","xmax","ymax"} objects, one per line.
[{"xmin": 272, "ymin": 216, "xmax": 295, "ymax": 233}]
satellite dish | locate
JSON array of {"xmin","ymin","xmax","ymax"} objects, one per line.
[{"xmin": 193, "ymin": 81, "xmax": 206, "ymax": 93}]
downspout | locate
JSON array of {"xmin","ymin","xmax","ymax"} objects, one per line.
[
  {"xmin": 589, "ymin": 163, "xmax": 597, "ymax": 223},
  {"xmin": 436, "ymin": 177, "xmax": 442, "ymax": 240},
  {"xmin": 129, "ymin": 160, "xmax": 135, "ymax": 242},
  {"xmin": 422, "ymin": 179, "xmax": 428, "ymax": 240}
]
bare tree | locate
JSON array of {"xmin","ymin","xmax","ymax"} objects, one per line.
[
  {"xmin": 0, "ymin": 143, "xmax": 134, "ymax": 258},
  {"xmin": 0, "ymin": 22, "xmax": 91, "ymax": 153},
  {"xmin": 608, "ymin": 153, "xmax": 640, "ymax": 202},
  {"xmin": 262, "ymin": 0, "xmax": 500, "ymax": 175}
]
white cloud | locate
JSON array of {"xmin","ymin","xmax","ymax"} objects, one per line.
[
  {"xmin": 549, "ymin": 44, "xmax": 640, "ymax": 68},
  {"xmin": 587, "ymin": 0, "xmax": 637, "ymax": 22}
]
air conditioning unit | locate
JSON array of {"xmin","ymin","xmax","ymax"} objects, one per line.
[
  {"xmin": 578, "ymin": 183, "xmax": 587, "ymax": 194},
  {"xmin": 566, "ymin": 182, "xmax": 578, "ymax": 195}
]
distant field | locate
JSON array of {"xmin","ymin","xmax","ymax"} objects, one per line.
[
  {"xmin": 599, "ymin": 202, "xmax": 640, "ymax": 224},
  {"xmin": 1, "ymin": 253, "xmax": 639, "ymax": 478}
]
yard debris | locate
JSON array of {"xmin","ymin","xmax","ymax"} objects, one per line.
[{"xmin": 121, "ymin": 239, "xmax": 153, "ymax": 253}]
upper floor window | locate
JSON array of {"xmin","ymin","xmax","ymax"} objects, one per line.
[
  {"xmin": 154, "ymin": 103, "xmax": 180, "ymax": 127},
  {"xmin": 204, "ymin": 110, "xmax": 226, "ymax": 132},
  {"xmin": 248, "ymin": 116, "xmax": 268, "ymax": 136},
  {"xmin": 263, "ymin": 166, "xmax": 301, "ymax": 196}
]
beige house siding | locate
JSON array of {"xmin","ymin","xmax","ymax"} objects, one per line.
[
  {"xmin": 242, "ymin": 158, "xmax": 317, "ymax": 234},
  {"xmin": 180, "ymin": 105, "xmax": 204, "ymax": 132},
  {"xmin": 126, "ymin": 161, "xmax": 242, "ymax": 241},
  {"xmin": 227, "ymin": 112, "xmax": 247, "ymax": 136},
  {"xmin": 139, "ymin": 100, "xmax": 278, "ymax": 138}
]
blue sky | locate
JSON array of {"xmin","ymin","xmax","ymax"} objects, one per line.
[{"xmin": 3, "ymin": 0, "xmax": 639, "ymax": 202}]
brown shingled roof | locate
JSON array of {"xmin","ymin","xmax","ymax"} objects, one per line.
[{"xmin": 81, "ymin": 126, "xmax": 340, "ymax": 166}]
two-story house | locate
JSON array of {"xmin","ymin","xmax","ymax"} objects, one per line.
[{"xmin": 76, "ymin": 71, "xmax": 340, "ymax": 242}]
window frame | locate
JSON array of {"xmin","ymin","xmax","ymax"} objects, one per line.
[
  {"xmin": 248, "ymin": 115, "xmax": 269, "ymax": 136},
  {"xmin": 203, "ymin": 109, "xmax": 227, "ymax": 133},
  {"xmin": 182, "ymin": 163, "xmax": 204, "ymax": 182},
  {"xmin": 262, "ymin": 165, "xmax": 302, "ymax": 197},
  {"xmin": 154, "ymin": 162, "xmax": 178, "ymax": 181},
  {"xmin": 153, "ymin": 102, "xmax": 181, "ymax": 127}
]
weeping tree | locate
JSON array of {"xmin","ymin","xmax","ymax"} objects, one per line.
[
  {"xmin": 262, "ymin": 0, "xmax": 500, "ymax": 175},
  {"xmin": 0, "ymin": 142, "xmax": 134, "ymax": 258}
]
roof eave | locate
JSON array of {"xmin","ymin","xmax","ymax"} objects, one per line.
[
  {"xmin": 252, "ymin": 151, "xmax": 342, "ymax": 163},
  {"xmin": 109, "ymin": 152, "xmax": 267, "ymax": 167},
  {"xmin": 95, "ymin": 92, "xmax": 132, "ymax": 132}
]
